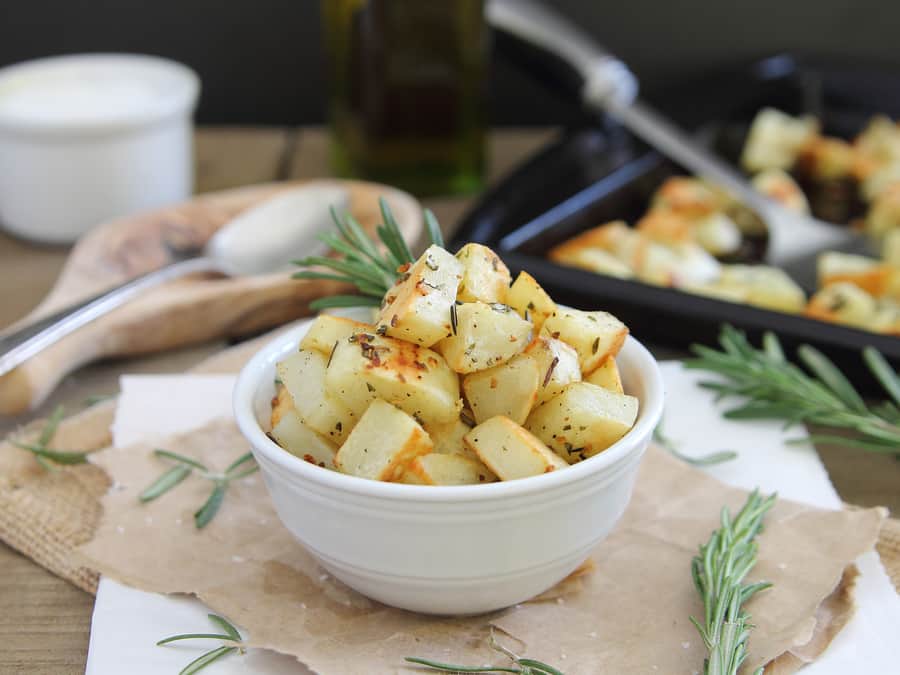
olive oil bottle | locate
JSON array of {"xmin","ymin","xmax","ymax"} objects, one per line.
[{"xmin": 323, "ymin": 0, "xmax": 487, "ymax": 196}]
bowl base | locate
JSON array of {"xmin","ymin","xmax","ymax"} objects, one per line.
[{"xmin": 315, "ymin": 545, "xmax": 595, "ymax": 616}]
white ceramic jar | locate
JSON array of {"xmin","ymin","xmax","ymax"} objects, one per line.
[{"xmin": 0, "ymin": 54, "xmax": 200, "ymax": 243}]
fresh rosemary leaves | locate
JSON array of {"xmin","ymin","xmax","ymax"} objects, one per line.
[
  {"xmin": 687, "ymin": 325, "xmax": 900, "ymax": 456},
  {"xmin": 691, "ymin": 490, "xmax": 775, "ymax": 675},
  {"xmin": 653, "ymin": 420, "xmax": 738, "ymax": 466},
  {"xmin": 157, "ymin": 613, "xmax": 244, "ymax": 675},
  {"xmin": 140, "ymin": 448, "xmax": 258, "ymax": 528},
  {"xmin": 83, "ymin": 393, "xmax": 115, "ymax": 407},
  {"xmin": 292, "ymin": 197, "xmax": 443, "ymax": 310},
  {"xmin": 10, "ymin": 405, "xmax": 89, "ymax": 470},
  {"xmin": 407, "ymin": 628, "xmax": 564, "ymax": 675}
]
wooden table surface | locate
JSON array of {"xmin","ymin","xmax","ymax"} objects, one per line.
[{"xmin": 1, "ymin": 126, "xmax": 898, "ymax": 674}]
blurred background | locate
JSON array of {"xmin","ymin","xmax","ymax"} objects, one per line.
[
  {"xmin": 2, "ymin": 0, "xmax": 897, "ymax": 127},
  {"xmin": 2, "ymin": 6, "xmax": 900, "ymax": 670}
]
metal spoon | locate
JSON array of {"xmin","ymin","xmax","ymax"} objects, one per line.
[
  {"xmin": 0, "ymin": 184, "xmax": 348, "ymax": 378},
  {"xmin": 487, "ymin": 0, "xmax": 868, "ymax": 271}
]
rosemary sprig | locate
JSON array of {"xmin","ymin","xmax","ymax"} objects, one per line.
[
  {"xmin": 653, "ymin": 419, "xmax": 737, "ymax": 466},
  {"xmin": 406, "ymin": 628, "xmax": 564, "ymax": 675},
  {"xmin": 157, "ymin": 613, "xmax": 245, "ymax": 675},
  {"xmin": 691, "ymin": 490, "xmax": 775, "ymax": 675},
  {"xmin": 292, "ymin": 197, "xmax": 443, "ymax": 310},
  {"xmin": 10, "ymin": 405, "xmax": 89, "ymax": 470},
  {"xmin": 685, "ymin": 326, "xmax": 900, "ymax": 456},
  {"xmin": 84, "ymin": 393, "xmax": 115, "ymax": 407},
  {"xmin": 139, "ymin": 449, "xmax": 259, "ymax": 528}
]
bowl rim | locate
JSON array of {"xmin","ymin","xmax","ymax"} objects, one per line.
[
  {"xmin": 233, "ymin": 318, "xmax": 665, "ymax": 502},
  {"xmin": 0, "ymin": 53, "xmax": 200, "ymax": 136}
]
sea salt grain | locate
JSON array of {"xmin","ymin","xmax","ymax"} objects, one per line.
[
  {"xmin": 115, "ymin": 525, "xmax": 125, "ymax": 534},
  {"xmin": 778, "ymin": 562, "xmax": 788, "ymax": 570},
  {"xmin": 682, "ymin": 641, "xmax": 691, "ymax": 649},
  {"xmin": 232, "ymin": 555, "xmax": 245, "ymax": 563},
  {"xmin": 144, "ymin": 516, "xmax": 153, "ymax": 526},
  {"xmin": 588, "ymin": 631, "xmax": 597, "ymax": 638},
  {"xmin": 556, "ymin": 597, "xmax": 565, "ymax": 604}
]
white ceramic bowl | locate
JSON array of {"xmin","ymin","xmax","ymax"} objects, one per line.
[
  {"xmin": 233, "ymin": 316, "xmax": 664, "ymax": 615},
  {"xmin": 0, "ymin": 53, "xmax": 199, "ymax": 243}
]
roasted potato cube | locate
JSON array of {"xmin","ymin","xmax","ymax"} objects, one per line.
[
  {"xmin": 693, "ymin": 213, "xmax": 743, "ymax": 257},
  {"xmin": 325, "ymin": 332, "xmax": 461, "ymax": 426},
  {"xmin": 860, "ymin": 162, "xmax": 900, "ymax": 202},
  {"xmin": 463, "ymin": 355, "xmax": 540, "ymax": 425},
  {"xmin": 455, "ymin": 243, "xmax": 511, "ymax": 304},
  {"xmin": 436, "ymin": 302, "xmax": 533, "ymax": 374},
  {"xmin": 523, "ymin": 336, "xmax": 581, "ymax": 405},
  {"xmin": 614, "ymin": 221, "xmax": 719, "ymax": 282},
  {"xmin": 464, "ymin": 416, "xmax": 568, "ymax": 480},
  {"xmin": 684, "ymin": 281, "xmax": 749, "ymax": 304},
  {"xmin": 335, "ymin": 399, "xmax": 433, "ymax": 481},
  {"xmin": 406, "ymin": 453, "xmax": 496, "ymax": 485},
  {"xmin": 818, "ymin": 251, "xmax": 894, "ymax": 298},
  {"xmin": 806, "ymin": 282, "xmax": 878, "ymax": 329},
  {"xmin": 270, "ymin": 383, "xmax": 293, "ymax": 428},
  {"xmin": 855, "ymin": 115, "xmax": 900, "ymax": 177},
  {"xmin": 525, "ymin": 382, "xmax": 638, "ymax": 463},
  {"xmin": 740, "ymin": 108, "xmax": 819, "ymax": 173},
  {"xmin": 865, "ymin": 184, "xmax": 900, "ymax": 239},
  {"xmin": 506, "ymin": 271, "xmax": 559, "ymax": 330},
  {"xmin": 649, "ymin": 176, "xmax": 725, "ymax": 218},
  {"xmin": 424, "ymin": 415, "xmax": 472, "ymax": 455},
  {"xmin": 375, "ymin": 245, "xmax": 462, "ymax": 347},
  {"xmin": 883, "ymin": 228, "xmax": 900, "ymax": 268},
  {"xmin": 628, "ymin": 238, "xmax": 720, "ymax": 288},
  {"xmin": 424, "ymin": 415, "xmax": 497, "ymax": 478},
  {"xmin": 628, "ymin": 237, "xmax": 681, "ymax": 286},
  {"xmin": 399, "ymin": 469, "xmax": 426, "ymax": 485},
  {"xmin": 270, "ymin": 409, "xmax": 338, "ymax": 470},
  {"xmin": 636, "ymin": 210, "xmax": 695, "ymax": 245},
  {"xmin": 751, "ymin": 168, "xmax": 810, "ymax": 215},
  {"xmin": 584, "ymin": 356, "xmax": 623, "ymax": 394},
  {"xmin": 276, "ymin": 350, "xmax": 355, "ymax": 444},
  {"xmin": 299, "ymin": 314, "xmax": 373, "ymax": 355},
  {"xmin": 548, "ymin": 221, "xmax": 632, "ymax": 260},
  {"xmin": 870, "ymin": 299, "xmax": 900, "ymax": 334},
  {"xmin": 549, "ymin": 246, "xmax": 635, "ymax": 280},
  {"xmin": 541, "ymin": 309, "xmax": 628, "ymax": 374},
  {"xmin": 605, "ymin": 228, "xmax": 648, "ymax": 270},
  {"xmin": 716, "ymin": 265, "xmax": 806, "ymax": 313}
]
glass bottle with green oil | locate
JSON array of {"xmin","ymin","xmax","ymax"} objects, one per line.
[{"xmin": 323, "ymin": 0, "xmax": 487, "ymax": 197}]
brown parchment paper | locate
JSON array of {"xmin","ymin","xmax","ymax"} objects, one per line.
[{"xmin": 77, "ymin": 421, "xmax": 884, "ymax": 675}]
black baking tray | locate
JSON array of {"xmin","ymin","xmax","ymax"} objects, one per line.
[{"xmin": 452, "ymin": 54, "xmax": 900, "ymax": 382}]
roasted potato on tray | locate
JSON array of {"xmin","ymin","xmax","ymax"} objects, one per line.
[{"xmin": 549, "ymin": 107, "xmax": 900, "ymax": 337}]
